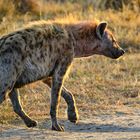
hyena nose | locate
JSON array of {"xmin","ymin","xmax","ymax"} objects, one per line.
[{"xmin": 120, "ymin": 49, "xmax": 125, "ymax": 55}]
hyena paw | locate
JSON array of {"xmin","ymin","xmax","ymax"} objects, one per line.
[
  {"xmin": 25, "ymin": 119, "xmax": 38, "ymax": 128},
  {"xmin": 52, "ymin": 123, "xmax": 64, "ymax": 131},
  {"xmin": 68, "ymin": 109, "xmax": 79, "ymax": 124}
]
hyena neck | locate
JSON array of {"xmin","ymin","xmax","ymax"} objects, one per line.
[
  {"xmin": 73, "ymin": 38, "xmax": 98, "ymax": 58},
  {"xmin": 68, "ymin": 22, "xmax": 98, "ymax": 58}
]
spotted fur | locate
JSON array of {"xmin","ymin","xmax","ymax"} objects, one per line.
[{"xmin": 0, "ymin": 20, "xmax": 124, "ymax": 131}]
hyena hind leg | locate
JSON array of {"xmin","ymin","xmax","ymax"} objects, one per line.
[
  {"xmin": 43, "ymin": 78, "xmax": 79, "ymax": 123},
  {"xmin": 61, "ymin": 87, "xmax": 79, "ymax": 123},
  {"xmin": 9, "ymin": 89, "xmax": 37, "ymax": 127}
]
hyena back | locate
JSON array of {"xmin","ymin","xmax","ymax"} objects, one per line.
[{"xmin": 0, "ymin": 20, "xmax": 124, "ymax": 131}]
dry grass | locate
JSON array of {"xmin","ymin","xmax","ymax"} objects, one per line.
[{"xmin": 0, "ymin": 0, "xmax": 140, "ymax": 126}]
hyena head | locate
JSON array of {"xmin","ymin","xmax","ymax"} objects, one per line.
[{"xmin": 94, "ymin": 22, "xmax": 125, "ymax": 59}]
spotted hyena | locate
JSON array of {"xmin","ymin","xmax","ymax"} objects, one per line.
[{"xmin": 0, "ymin": 20, "xmax": 125, "ymax": 131}]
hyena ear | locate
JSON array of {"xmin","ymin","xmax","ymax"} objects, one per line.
[{"xmin": 96, "ymin": 22, "xmax": 107, "ymax": 40}]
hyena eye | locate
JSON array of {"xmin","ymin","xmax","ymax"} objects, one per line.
[
  {"xmin": 112, "ymin": 40, "xmax": 116, "ymax": 44},
  {"xmin": 111, "ymin": 37, "xmax": 116, "ymax": 44},
  {"xmin": 112, "ymin": 40, "xmax": 116, "ymax": 46},
  {"xmin": 112, "ymin": 39, "xmax": 119, "ymax": 48}
]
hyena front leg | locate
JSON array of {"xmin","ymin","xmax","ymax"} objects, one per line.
[
  {"xmin": 50, "ymin": 58, "xmax": 72, "ymax": 131},
  {"xmin": 43, "ymin": 78, "xmax": 79, "ymax": 123},
  {"xmin": 9, "ymin": 89, "xmax": 37, "ymax": 127}
]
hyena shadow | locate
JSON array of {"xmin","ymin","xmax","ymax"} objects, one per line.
[{"xmin": 38, "ymin": 119, "xmax": 140, "ymax": 133}]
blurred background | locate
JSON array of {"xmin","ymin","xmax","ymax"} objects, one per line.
[
  {"xmin": 0, "ymin": 0, "xmax": 140, "ymax": 125},
  {"xmin": 0, "ymin": 0, "xmax": 140, "ymax": 52}
]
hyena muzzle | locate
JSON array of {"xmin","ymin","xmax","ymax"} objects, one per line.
[{"xmin": 0, "ymin": 20, "xmax": 124, "ymax": 131}]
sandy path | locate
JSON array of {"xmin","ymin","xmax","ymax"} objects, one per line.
[{"xmin": 1, "ymin": 113, "xmax": 140, "ymax": 140}]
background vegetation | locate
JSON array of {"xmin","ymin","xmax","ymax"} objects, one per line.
[{"xmin": 0, "ymin": 0, "xmax": 140, "ymax": 126}]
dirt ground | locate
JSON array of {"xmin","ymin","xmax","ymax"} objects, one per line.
[{"xmin": 1, "ymin": 110, "xmax": 140, "ymax": 140}]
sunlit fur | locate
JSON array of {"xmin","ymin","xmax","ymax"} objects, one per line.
[{"xmin": 0, "ymin": 20, "xmax": 124, "ymax": 130}]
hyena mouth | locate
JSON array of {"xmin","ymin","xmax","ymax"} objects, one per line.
[{"xmin": 111, "ymin": 49, "xmax": 125, "ymax": 59}]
